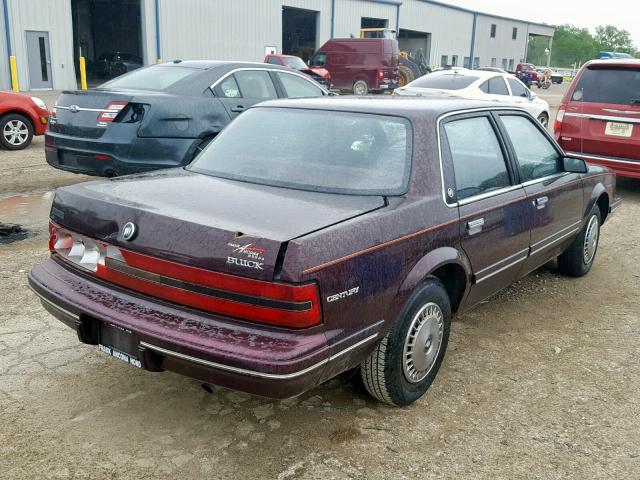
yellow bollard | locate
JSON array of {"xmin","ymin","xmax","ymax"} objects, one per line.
[
  {"xmin": 9, "ymin": 55, "xmax": 19, "ymax": 92},
  {"xmin": 79, "ymin": 56, "xmax": 88, "ymax": 90},
  {"xmin": 156, "ymin": 59, "xmax": 162, "ymax": 64}
]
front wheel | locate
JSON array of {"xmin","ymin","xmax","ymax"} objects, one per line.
[
  {"xmin": 360, "ymin": 279, "xmax": 451, "ymax": 406},
  {"xmin": 558, "ymin": 205, "xmax": 601, "ymax": 277},
  {"xmin": 353, "ymin": 80, "xmax": 368, "ymax": 95}
]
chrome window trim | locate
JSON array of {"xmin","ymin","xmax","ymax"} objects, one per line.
[
  {"xmin": 436, "ymin": 106, "xmax": 523, "ymax": 208},
  {"xmin": 564, "ymin": 112, "xmax": 640, "ymax": 125},
  {"xmin": 141, "ymin": 332, "xmax": 378, "ymax": 380},
  {"xmin": 457, "ymin": 185, "xmax": 523, "ymax": 206},
  {"xmin": 209, "ymin": 67, "xmax": 329, "ymax": 95},
  {"xmin": 521, "ymin": 171, "xmax": 569, "ymax": 187}
]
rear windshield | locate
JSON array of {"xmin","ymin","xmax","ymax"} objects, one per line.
[
  {"xmin": 282, "ymin": 57, "xmax": 308, "ymax": 69},
  {"xmin": 189, "ymin": 108, "xmax": 412, "ymax": 196},
  {"xmin": 571, "ymin": 68, "xmax": 640, "ymax": 105},
  {"xmin": 99, "ymin": 66, "xmax": 197, "ymax": 91},
  {"xmin": 409, "ymin": 74, "xmax": 478, "ymax": 90}
]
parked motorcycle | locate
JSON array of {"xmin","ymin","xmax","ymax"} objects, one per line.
[{"xmin": 537, "ymin": 76, "xmax": 551, "ymax": 89}]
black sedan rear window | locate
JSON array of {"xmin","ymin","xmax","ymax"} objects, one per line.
[
  {"xmin": 409, "ymin": 74, "xmax": 479, "ymax": 90},
  {"xmin": 189, "ymin": 108, "xmax": 412, "ymax": 196},
  {"xmin": 99, "ymin": 66, "xmax": 197, "ymax": 91},
  {"xmin": 572, "ymin": 68, "xmax": 640, "ymax": 105}
]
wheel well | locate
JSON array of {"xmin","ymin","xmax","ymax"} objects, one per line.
[
  {"xmin": 430, "ymin": 263, "xmax": 467, "ymax": 313},
  {"xmin": 0, "ymin": 110, "xmax": 34, "ymax": 130},
  {"xmin": 596, "ymin": 193, "xmax": 609, "ymax": 223}
]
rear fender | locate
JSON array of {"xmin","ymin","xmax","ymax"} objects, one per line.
[
  {"xmin": 584, "ymin": 179, "xmax": 610, "ymax": 223},
  {"xmin": 385, "ymin": 247, "xmax": 472, "ymax": 326}
]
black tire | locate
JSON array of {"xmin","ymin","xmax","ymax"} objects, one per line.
[
  {"xmin": 558, "ymin": 205, "xmax": 601, "ymax": 277},
  {"xmin": 0, "ymin": 113, "xmax": 34, "ymax": 150},
  {"xmin": 537, "ymin": 113, "xmax": 549, "ymax": 129},
  {"xmin": 360, "ymin": 278, "xmax": 451, "ymax": 406},
  {"xmin": 353, "ymin": 80, "xmax": 368, "ymax": 95}
]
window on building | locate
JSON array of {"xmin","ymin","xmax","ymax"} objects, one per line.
[
  {"xmin": 508, "ymin": 59, "xmax": 515, "ymax": 71},
  {"xmin": 444, "ymin": 116, "xmax": 511, "ymax": 200},
  {"xmin": 490, "ymin": 24, "xmax": 497, "ymax": 38},
  {"xmin": 491, "ymin": 58, "xmax": 497, "ymax": 67},
  {"xmin": 474, "ymin": 57, "xmax": 480, "ymax": 69},
  {"xmin": 463, "ymin": 57, "xmax": 471, "ymax": 68},
  {"xmin": 441, "ymin": 55, "xmax": 449, "ymax": 67},
  {"xmin": 512, "ymin": 27, "xmax": 518, "ymax": 40},
  {"xmin": 502, "ymin": 58, "xmax": 508, "ymax": 69},
  {"xmin": 451, "ymin": 55, "xmax": 458, "ymax": 67}
]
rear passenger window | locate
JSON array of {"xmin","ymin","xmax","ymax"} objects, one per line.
[
  {"xmin": 277, "ymin": 73, "xmax": 324, "ymax": 98},
  {"xmin": 500, "ymin": 115, "xmax": 561, "ymax": 181},
  {"xmin": 444, "ymin": 116, "xmax": 511, "ymax": 200},
  {"xmin": 234, "ymin": 71, "xmax": 277, "ymax": 99},
  {"xmin": 218, "ymin": 75, "xmax": 241, "ymax": 98},
  {"xmin": 480, "ymin": 77, "xmax": 509, "ymax": 95}
]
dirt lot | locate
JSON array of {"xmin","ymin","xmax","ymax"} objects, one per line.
[{"xmin": 1, "ymin": 86, "xmax": 639, "ymax": 479}]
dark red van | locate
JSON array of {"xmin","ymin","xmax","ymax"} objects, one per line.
[
  {"xmin": 309, "ymin": 38, "xmax": 399, "ymax": 95},
  {"xmin": 555, "ymin": 59, "xmax": 640, "ymax": 179}
]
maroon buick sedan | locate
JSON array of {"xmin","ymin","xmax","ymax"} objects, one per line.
[{"xmin": 29, "ymin": 97, "xmax": 620, "ymax": 406}]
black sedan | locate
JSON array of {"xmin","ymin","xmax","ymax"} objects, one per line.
[{"xmin": 46, "ymin": 61, "xmax": 330, "ymax": 177}]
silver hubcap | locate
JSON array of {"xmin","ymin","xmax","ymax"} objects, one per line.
[
  {"xmin": 583, "ymin": 215, "xmax": 599, "ymax": 264},
  {"xmin": 402, "ymin": 302, "xmax": 444, "ymax": 383},
  {"xmin": 354, "ymin": 82, "xmax": 367, "ymax": 95},
  {"xmin": 3, "ymin": 119, "xmax": 29, "ymax": 146},
  {"xmin": 538, "ymin": 116, "xmax": 548, "ymax": 127}
]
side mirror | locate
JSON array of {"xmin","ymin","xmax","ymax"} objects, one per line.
[
  {"xmin": 563, "ymin": 156, "xmax": 588, "ymax": 173},
  {"xmin": 528, "ymin": 90, "xmax": 537, "ymax": 100}
]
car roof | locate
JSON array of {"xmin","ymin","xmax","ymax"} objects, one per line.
[
  {"xmin": 157, "ymin": 60, "xmax": 292, "ymax": 70},
  {"xmin": 584, "ymin": 58, "xmax": 640, "ymax": 69},
  {"xmin": 253, "ymin": 95, "xmax": 514, "ymax": 121},
  {"xmin": 430, "ymin": 69, "xmax": 501, "ymax": 79}
]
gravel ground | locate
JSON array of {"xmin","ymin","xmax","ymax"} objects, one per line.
[{"xmin": 1, "ymin": 85, "xmax": 639, "ymax": 479}]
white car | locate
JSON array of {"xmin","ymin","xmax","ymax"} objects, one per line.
[{"xmin": 394, "ymin": 69, "xmax": 551, "ymax": 128}]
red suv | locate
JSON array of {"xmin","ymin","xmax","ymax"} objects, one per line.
[
  {"xmin": 0, "ymin": 91, "xmax": 49, "ymax": 150},
  {"xmin": 555, "ymin": 59, "xmax": 640, "ymax": 179}
]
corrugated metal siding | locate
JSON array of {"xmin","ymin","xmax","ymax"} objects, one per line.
[
  {"xmin": 528, "ymin": 24, "xmax": 554, "ymax": 37},
  {"xmin": 0, "ymin": 2, "xmax": 9, "ymax": 90},
  {"xmin": 474, "ymin": 15, "xmax": 529, "ymax": 68},
  {"xmin": 400, "ymin": 0, "xmax": 473, "ymax": 67},
  {"xmin": 334, "ymin": 0, "xmax": 397, "ymax": 39},
  {"xmin": 159, "ymin": 0, "xmax": 331, "ymax": 62},
  {"xmin": 7, "ymin": 0, "xmax": 75, "ymax": 90}
]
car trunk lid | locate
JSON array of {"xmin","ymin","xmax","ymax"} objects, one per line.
[
  {"xmin": 51, "ymin": 89, "xmax": 137, "ymax": 139},
  {"xmin": 50, "ymin": 169, "xmax": 386, "ymax": 281}
]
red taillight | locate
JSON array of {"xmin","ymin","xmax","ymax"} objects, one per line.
[
  {"xmin": 378, "ymin": 69, "xmax": 384, "ymax": 79},
  {"xmin": 97, "ymin": 102, "xmax": 128, "ymax": 122},
  {"xmin": 94, "ymin": 154, "xmax": 112, "ymax": 160},
  {"xmin": 49, "ymin": 223, "xmax": 321, "ymax": 328},
  {"xmin": 554, "ymin": 103, "xmax": 567, "ymax": 136}
]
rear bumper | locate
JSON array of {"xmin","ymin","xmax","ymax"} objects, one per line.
[
  {"xmin": 28, "ymin": 259, "xmax": 377, "ymax": 398},
  {"xmin": 568, "ymin": 152, "xmax": 640, "ymax": 179},
  {"xmin": 45, "ymin": 130, "xmax": 199, "ymax": 177}
]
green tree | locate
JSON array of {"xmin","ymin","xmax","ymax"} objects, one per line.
[
  {"xmin": 549, "ymin": 24, "xmax": 598, "ymax": 68},
  {"xmin": 594, "ymin": 25, "xmax": 636, "ymax": 54}
]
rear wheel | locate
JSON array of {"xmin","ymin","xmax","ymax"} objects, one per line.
[
  {"xmin": 398, "ymin": 65, "xmax": 414, "ymax": 87},
  {"xmin": 537, "ymin": 113, "xmax": 549, "ymax": 129},
  {"xmin": 558, "ymin": 205, "xmax": 601, "ymax": 277},
  {"xmin": 360, "ymin": 279, "xmax": 451, "ymax": 406},
  {"xmin": 353, "ymin": 80, "xmax": 368, "ymax": 95},
  {"xmin": 0, "ymin": 113, "xmax": 33, "ymax": 150}
]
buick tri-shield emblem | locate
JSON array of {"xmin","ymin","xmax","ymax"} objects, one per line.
[
  {"xmin": 69, "ymin": 105, "xmax": 80, "ymax": 113},
  {"xmin": 122, "ymin": 222, "xmax": 137, "ymax": 240}
]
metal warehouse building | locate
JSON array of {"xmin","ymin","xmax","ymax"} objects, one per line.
[{"xmin": 0, "ymin": 0, "xmax": 554, "ymax": 91}]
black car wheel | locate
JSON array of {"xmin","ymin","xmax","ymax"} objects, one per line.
[
  {"xmin": 360, "ymin": 278, "xmax": 451, "ymax": 406},
  {"xmin": 558, "ymin": 205, "xmax": 601, "ymax": 277},
  {"xmin": 0, "ymin": 113, "xmax": 33, "ymax": 150}
]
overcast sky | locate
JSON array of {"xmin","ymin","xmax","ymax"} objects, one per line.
[{"xmin": 445, "ymin": 0, "xmax": 640, "ymax": 47}]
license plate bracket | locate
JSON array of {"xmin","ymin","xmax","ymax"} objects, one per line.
[
  {"xmin": 98, "ymin": 322, "xmax": 142, "ymax": 368},
  {"xmin": 605, "ymin": 121, "xmax": 633, "ymax": 137}
]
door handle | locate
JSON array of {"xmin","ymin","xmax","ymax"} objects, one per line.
[
  {"xmin": 466, "ymin": 218, "xmax": 484, "ymax": 235},
  {"xmin": 230, "ymin": 105, "xmax": 246, "ymax": 113},
  {"xmin": 535, "ymin": 196, "xmax": 549, "ymax": 209}
]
